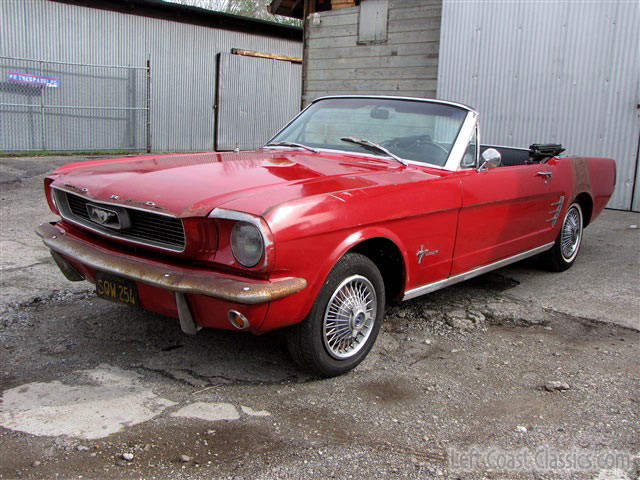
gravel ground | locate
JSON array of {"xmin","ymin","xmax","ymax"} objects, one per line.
[{"xmin": 0, "ymin": 156, "xmax": 638, "ymax": 479}]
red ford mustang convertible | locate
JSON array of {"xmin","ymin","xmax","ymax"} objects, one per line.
[{"xmin": 38, "ymin": 96, "xmax": 615, "ymax": 376}]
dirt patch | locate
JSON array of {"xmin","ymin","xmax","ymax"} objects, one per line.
[{"xmin": 361, "ymin": 378, "xmax": 417, "ymax": 404}]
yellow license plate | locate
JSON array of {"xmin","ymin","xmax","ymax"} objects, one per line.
[{"xmin": 95, "ymin": 272, "xmax": 138, "ymax": 306}]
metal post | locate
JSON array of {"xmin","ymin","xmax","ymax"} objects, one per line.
[
  {"xmin": 301, "ymin": 0, "xmax": 310, "ymax": 110},
  {"xmin": 146, "ymin": 56, "xmax": 151, "ymax": 153},
  {"xmin": 39, "ymin": 60, "xmax": 46, "ymax": 150}
]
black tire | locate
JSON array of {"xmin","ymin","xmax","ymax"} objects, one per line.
[
  {"xmin": 286, "ymin": 253, "xmax": 385, "ymax": 377},
  {"xmin": 542, "ymin": 201, "xmax": 584, "ymax": 272}
]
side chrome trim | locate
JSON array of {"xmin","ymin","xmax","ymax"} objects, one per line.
[
  {"xmin": 547, "ymin": 196, "xmax": 565, "ymax": 226},
  {"xmin": 402, "ymin": 242, "xmax": 555, "ymax": 301}
]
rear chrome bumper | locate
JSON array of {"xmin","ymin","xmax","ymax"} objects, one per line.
[{"xmin": 36, "ymin": 222, "xmax": 306, "ymax": 305}]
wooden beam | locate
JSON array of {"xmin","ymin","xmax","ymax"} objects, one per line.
[
  {"xmin": 231, "ymin": 48, "xmax": 302, "ymax": 63},
  {"xmin": 331, "ymin": 0, "xmax": 356, "ymax": 9},
  {"xmin": 267, "ymin": 0, "xmax": 284, "ymax": 14}
]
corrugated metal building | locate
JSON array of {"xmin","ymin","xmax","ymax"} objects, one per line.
[
  {"xmin": 276, "ymin": 0, "xmax": 639, "ymax": 211},
  {"xmin": 437, "ymin": 0, "xmax": 640, "ymax": 212},
  {"xmin": 0, "ymin": 0, "xmax": 302, "ymax": 152}
]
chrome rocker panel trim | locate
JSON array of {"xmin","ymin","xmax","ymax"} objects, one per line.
[{"xmin": 402, "ymin": 242, "xmax": 554, "ymax": 301}]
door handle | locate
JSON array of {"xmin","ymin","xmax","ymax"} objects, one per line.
[{"xmin": 536, "ymin": 171, "xmax": 553, "ymax": 178}]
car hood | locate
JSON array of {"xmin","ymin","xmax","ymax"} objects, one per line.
[{"xmin": 49, "ymin": 149, "xmax": 439, "ymax": 218}]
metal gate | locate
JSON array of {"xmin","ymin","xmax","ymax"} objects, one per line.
[
  {"xmin": 0, "ymin": 56, "xmax": 150, "ymax": 153},
  {"xmin": 216, "ymin": 52, "xmax": 301, "ymax": 151}
]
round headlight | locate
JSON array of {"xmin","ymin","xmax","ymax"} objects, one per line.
[{"xmin": 230, "ymin": 222, "xmax": 264, "ymax": 267}]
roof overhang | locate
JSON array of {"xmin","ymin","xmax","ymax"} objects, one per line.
[
  {"xmin": 51, "ymin": 0, "xmax": 302, "ymax": 40},
  {"xmin": 268, "ymin": 0, "xmax": 305, "ymax": 19}
]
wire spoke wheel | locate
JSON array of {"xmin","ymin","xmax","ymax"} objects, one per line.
[
  {"xmin": 286, "ymin": 253, "xmax": 384, "ymax": 377},
  {"xmin": 323, "ymin": 274, "xmax": 377, "ymax": 360},
  {"xmin": 560, "ymin": 205, "xmax": 583, "ymax": 262}
]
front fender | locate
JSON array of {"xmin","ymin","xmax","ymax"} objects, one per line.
[
  {"xmin": 260, "ymin": 226, "xmax": 409, "ymax": 333},
  {"xmin": 311, "ymin": 225, "xmax": 412, "ymax": 308},
  {"xmin": 259, "ymin": 176, "xmax": 461, "ymax": 333}
]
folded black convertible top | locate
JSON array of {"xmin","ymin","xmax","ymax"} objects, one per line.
[{"xmin": 530, "ymin": 144, "xmax": 565, "ymax": 162}]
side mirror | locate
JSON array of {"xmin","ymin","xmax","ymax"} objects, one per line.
[{"xmin": 477, "ymin": 148, "xmax": 501, "ymax": 172}]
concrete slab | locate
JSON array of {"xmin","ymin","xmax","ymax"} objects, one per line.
[
  {"xmin": 0, "ymin": 365, "xmax": 176, "ymax": 439},
  {"xmin": 502, "ymin": 209, "xmax": 640, "ymax": 331}
]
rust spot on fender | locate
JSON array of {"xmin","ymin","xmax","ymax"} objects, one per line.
[
  {"xmin": 63, "ymin": 183, "xmax": 86, "ymax": 195},
  {"xmin": 571, "ymin": 157, "xmax": 591, "ymax": 198},
  {"xmin": 181, "ymin": 204, "xmax": 211, "ymax": 217}
]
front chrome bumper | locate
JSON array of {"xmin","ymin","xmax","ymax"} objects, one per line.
[{"xmin": 36, "ymin": 222, "xmax": 306, "ymax": 305}]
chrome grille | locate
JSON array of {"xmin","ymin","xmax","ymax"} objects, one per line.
[{"xmin": 55, "ymin": 189, "xmax": 186, "ymax": 251}]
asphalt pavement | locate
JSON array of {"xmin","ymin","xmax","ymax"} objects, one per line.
[{"xmin": 1, "ymin": 155, "xmax": 638, "ymax": 480}]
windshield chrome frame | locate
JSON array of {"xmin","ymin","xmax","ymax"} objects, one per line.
[
  {"xmin": 264, "ymin": 95, "xmax": 479, "ymax": 172},
  {"xmin": 447, "ymin": 110, "xmax": 478, "ymax": 171}
]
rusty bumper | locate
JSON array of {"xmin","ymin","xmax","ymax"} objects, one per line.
[{"xmin": 36, "ymin": 222, "xmax": 306, "ymax": 305}]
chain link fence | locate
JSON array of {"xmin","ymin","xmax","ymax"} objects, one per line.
[{"xmin": 0, "ymin": 57, "xmax": 150, "ymax": 153}]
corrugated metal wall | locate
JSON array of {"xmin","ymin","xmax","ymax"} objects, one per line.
[
  {"xmin": 217, "ymin": 53, "xmax": 301, "ymax": 150},
  {"xmin": 0, "ymin": 0, "xmax": 302, "ymax": 152},
  {"xmin": 437, "ymin": 0, "xmax": 640, "ymax": 211}
]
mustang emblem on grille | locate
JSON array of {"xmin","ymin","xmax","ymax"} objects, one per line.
[
  {"xmin": 86, "ymin": 203, "xmax": 131, "ymax": 230},
  {"xmin": 94, "ymin": 208, "xmax": 113, "ymax": 224}
]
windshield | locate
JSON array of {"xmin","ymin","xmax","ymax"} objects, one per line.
[{"xmin": 268, "ymin": 98, "xmax": 468, "ymax": 166}]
